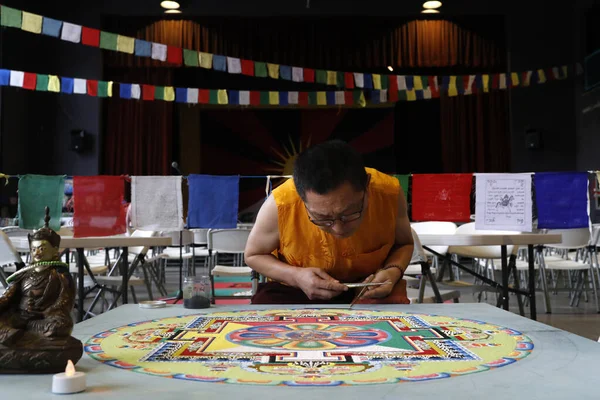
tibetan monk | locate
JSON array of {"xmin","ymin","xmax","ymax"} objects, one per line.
[{"xmin": 245, "ymin": 140, "xmax": 414, "ymax": 304}]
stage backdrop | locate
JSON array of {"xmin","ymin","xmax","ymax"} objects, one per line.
[{"xmin": 183, "ymin": 108, "xmax": 395, "ymax": 216}]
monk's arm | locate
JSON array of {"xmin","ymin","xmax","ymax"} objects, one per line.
[{"xmin": 244, "ymin": 195, "xmax": 302, "ymax": 287}]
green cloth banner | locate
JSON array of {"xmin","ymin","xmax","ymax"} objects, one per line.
[
  {"xmin": 18, "ymin": 175, "xmax": 65, "ymax": 231},
  {"xmin": 1, "ymin": 6, "xmax": 22, "ymax": 28},
  {"xmin": 100, "ymin": 32, "xmax": 118, "ymax": 50},
  {"xmin": 35, "ymin": 74, "xmax": 49, "ymax": 91},
  {"xmin": 316, "ymin": 70, "xmax": 327, "ymax": 85},
  {"xmin": 254, "ymin": 62, "xmax": 267, "ymax": 78},
  {"xmin": 394, "ymin": 174, "xmax": 410, "ymax": 199},
  {"xmin": 183, "ymin": 49, "xmax": 199, "ymax": 67}
]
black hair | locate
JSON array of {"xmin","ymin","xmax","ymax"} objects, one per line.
[{"xmin": 293, "ymin": 140, "xmax": 368, "ymax": 201}]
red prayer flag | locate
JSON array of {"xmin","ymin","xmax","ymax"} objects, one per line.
[
  {"xmin": 428, "ymin": 76, "xmax": 439, "ymax": 97},
  {"xmin": 491, "ymin": 74, "xmax": 500, "ymax": 89},
  {"xmin": 345, "ymin": 72, "xmax": 355, "ymax": 89},
  {"xmin": 344, "ymin": 91, "xmax": 354, "ymax": 105},
  {"xmin": 241, "ymin": 59, "xmax": 254, "ymax": 76},
  {"xmin": 73, "ymin": 176, "xmax": 127, "ymax": 237},
  {"xmin": 167, "ymin": 46, "xmax": 183, "ymax": 65},
  {"xmin": 250, "ymin": 91, "xmax": 261, "ymax": 105},
  {"xmin": 142, "ymin": 84, "xmax": 155, "ymax": 100},
  {"xmin": 199, "ymin": 89, "xmax": 209, "ymax": 104},
  {"xmin": 304, "ymin": 68, "xmax": 315, "ymax": 83},
  {"xmin": 22, "ymin": 72, "xmax": 37, "ymax": 90},
  {"xmin": 411, "ymin": 173, "xmax": 473, "ymax": 222},
  {"xmin": 87, "ymin": 80, "xmax": 98, "ymax": 96},
  {"xmin": 298, "ymin": 91, "xmax": 309, "ymax": 105},
  {"xmin": 82, "ymin": 27, "xmax": 100, "ymax": 47}
]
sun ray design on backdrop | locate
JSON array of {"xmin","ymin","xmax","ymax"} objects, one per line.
[{"xmin": 196, "ymin": 108, "xmax": 396, "ymax": 213}]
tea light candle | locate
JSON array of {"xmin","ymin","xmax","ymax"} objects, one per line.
[{"xmin": 52, "ymin": 360, "xmax": 86, "ymax": 394}]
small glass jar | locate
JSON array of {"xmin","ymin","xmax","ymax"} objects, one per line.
[{"xmin": 183, "ymin": 275, "xmax": 211, "ymax": 309}]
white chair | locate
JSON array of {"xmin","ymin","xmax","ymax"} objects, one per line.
[
  {"xmin": 539, "ymin": 228, "xmax": 599, "ymax": 313},
  {"xmin": 208, "ymin": 228, "xmax": 252, "ymax": 300},
  {"xmin": 409, "ymin": 221, "xmax": 457, "ymax": 276},
  {"xmin": 0, "ymin": 231, "xmax": 26, "ymax": 288}
]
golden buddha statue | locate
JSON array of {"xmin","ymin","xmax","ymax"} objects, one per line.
[{"xmin": 0, "ymin": 207, "xmax": 82, "ymax": 373}]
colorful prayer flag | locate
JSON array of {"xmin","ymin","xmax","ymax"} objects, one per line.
[
  {"xmin": 18, "ymin": 175, "xmax": 65, "ymax": 231},
  {"xmin": 535, "ymin": 172, "xmax": 589, "ymax": 229},
  {"xmin": 411, "ymin": 174, "xmax": 473, "ymax": 222},
  {"xmin": 21, "ymin": 11, "xmax": 42, "ymax": 34},
  {"xmin": 117, "ymin": 35, "xmax": 135, "ymax": 54},
  {"xmin": 73, "ymin": 176, "xmax": 127, "ymax": 237}
]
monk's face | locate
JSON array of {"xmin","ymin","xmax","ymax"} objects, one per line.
[
  {"xmin": 31, "ymin": 240, "xmax": 59, "ymax": 263},
  {"xmin": 304, "ymin": 182, "xmax": 367, "ymax": 239}
]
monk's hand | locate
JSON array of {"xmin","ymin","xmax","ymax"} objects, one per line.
[
  {"xmin": 360, "ymin": 268, "xmax": 402, "ymax": 299},
  {"xmin": 293, "ymin": 268, "xmax": 348, "ymax": 300}
]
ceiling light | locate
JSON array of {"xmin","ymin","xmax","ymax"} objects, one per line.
[
  {"xmin": 165, "ymin": 9, "xmax": 182, "ymax": 13},
  {"xmin": 421, "ymin": 9, "xmax": 440, "ymax": 13},
  {"xmin": 387, "ymin": 66, "xmax": 394, "ymax": 72},
  {"xmin": 422, "ymin": 1, "xmax": 442, "ymax": 9},
  {"xmin": 160, "ymin": 1, "xmax": 180, "ymax": 9}
]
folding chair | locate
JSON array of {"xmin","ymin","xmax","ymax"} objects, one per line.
[
  {"xmin": 0, "ymin": 231, "xmax": 26, "ymax": 288},
  {"xmin": 207, "ymin": 228, "xmax": 252, "ymax": 301}
]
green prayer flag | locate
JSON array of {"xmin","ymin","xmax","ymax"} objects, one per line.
[
  {"xmin": 183, "ymin": 49, "xmax": 199, "ymax": 67},
  {"xmin": 97, "ymin": 81, "xmax": 109, "ymax": 98},
  {"xmin": 18, "ymin": 175, "xmax": 65, "ymax": 231},
  {"xmin": 1, "ymin": 6, "xmax": 22, "ymax": 28},
  {"xmin": 397, "ymin": 90, "xmax": 407, "ymax": 101},
  {"xmin": 316, "ymin": 70, "xmax": 327, "ymax": 84},
  {"xmin": 308, "ymin": 92, "xmax": 317, "ymax": 105},
  {"xmin": 100, "ymin": 31, "xmax": 118, "ymax": 50},
  {"xmin": 35, "ymin": 74, "xmax": 49, "ymax": 91},
  {"xmin": 209, "ymin": 90, "xmax": 219, "ymax": 104},
  {"xmin": 255, "ymin": 62, "xmax": 268, "ymax": 78},
  {"xmin": 154, "ymin": 86, "xmax": 165, "ymax": 100},
  {"xmin": 420, "ymin": 76, "xmax": 429, "ymax": 90},
  {"xmin": 337, "ymin": 71, "xmax": 345, "ymax": 88},
  {"xmin": 456, "ymin": 76, "xmax": 464, "ymax": 93},
  {"xmin": 260, "ymin": 91, "xmax": 269, "ymax": 105},
  {"xmin": 393, "ymin": 174, "xmax": 410, "ymax": 199},
  {"xmin": 381, "ymin": 75, "xmax": 389, "ymax": 90}
]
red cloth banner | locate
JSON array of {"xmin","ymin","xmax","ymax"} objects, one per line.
[
  {"xmin": 411, "ymin": 173, "xmax": 473, "ymax": 222},
  {"xmin": 73, "ymin": 176, "xmax": 128, "ymax": 237}
]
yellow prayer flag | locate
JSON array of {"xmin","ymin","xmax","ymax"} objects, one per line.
[
  {"xmin": 107, "ymin": 81, "xmax": 113, "ymax": 97},
  {"xmin": 537, "ymin": 69, "xmax": 547, "ymax": 83},
  {"xmin": 48, "ymin": 75, "xmax": 60, "ymax": 92},
  {"xmin": 413, "ymin": 76, "xmax": 424, "ymax": 90},
  {"xmin": 561, "ymin": 65, "xmax": 568, "ymax": 77},
  {"xmin": 406, "ymin": 89, "xmax": 416, "ymax": 101},
  {"xmin": 199, "ymin": 52, "xmax": 213, "ymax": 69},
  {"xmin": 327, "ymin": 71, "xmax": 337, "ymax": 86},
  {"xmin": 268, "ymin": 91, "xmax": 279, "ymax": 105},
  {"xmin": 164, "ymin": 86, "xmax": 175, "ymax": 101},
  {"xmin": 116, "ymin": 35, "xmax": 135, "ymax": 54},
  {"xmin": 217, "ymin": 89, "xmax": 228, "ymax": 105},
  {"xmin": 372, "ymin": 74, "xmax": 381, "ymax": 90},
  {"xmin": 267, "ymin": 63, "xmax": 279, "ymax": 79},
  {"xmin": 482, "ymin": 74, "xmax": 490, "ymax": 92},
  {"xmin": 448, "ymin": 76, "xmax": 458, "ymax": 97},
  {"xmin": 510, "ymin": 72, "xmax": 520, "ymax": 87},
  {"xmin": 21, "ymin": 11, "xmax": 42, "ymax": 34},
  {"xmin": 317, "ymin": 91, "xmax": 327, "ymax": 105},
  {"xmin": 522, "ymin": 71, "xmax": 531, "ymax": 87}
]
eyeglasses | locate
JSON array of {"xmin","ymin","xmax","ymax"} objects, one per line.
[{"xmin": 306, "ymin": 191, "xmax": 366, "ymax": 227}]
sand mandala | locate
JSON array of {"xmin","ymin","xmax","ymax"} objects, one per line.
[{"xmin": 84, "ymin": 309, "xmax": 533, "ymax": 386}]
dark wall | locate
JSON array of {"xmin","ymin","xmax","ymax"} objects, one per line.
[{"xmin": 0, "ymin": 0, "xmax": 589, "ymax": 175}]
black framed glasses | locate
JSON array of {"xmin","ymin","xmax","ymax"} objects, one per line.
[{"xmin": 306, "ymin": 191, "xmax": 367, "ymax": 227}]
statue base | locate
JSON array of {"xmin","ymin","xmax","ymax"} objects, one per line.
[{"xmin": 0, "ymin": 332, "xmax": 83, "ymax": 374}]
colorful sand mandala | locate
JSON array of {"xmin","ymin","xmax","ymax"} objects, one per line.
[{"xmin": 84, "ymin": 309, "xmax": 533, "ymax": 386}]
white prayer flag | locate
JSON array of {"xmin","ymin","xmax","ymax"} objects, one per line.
[
  {"xmin": 61, "ymin": 22, "xmax": 82, "ymax": 43},
  {"xmin": 227, "ymin": 57, "xmax": 242, "ymax": 74},
  {"xmin": 151, "ymin": 43, "xmax": 167, "ymax": 61},
  {"xmin": 131, "ymin": 176, "xmax": 184, "ymax": 231},
  {"xmin": 353, "ymin": 73, "xmax": 364, "ymax": 88},
  {"xmin": 465, "ymin": 75, "xmax": 475, "ymax": 94},
  {"xmin": 474, "ymin": 173, "xmax": 533, "ymax": 232},
  {"xmin": 379, "ymin": 90, "xmax": 388, "ymax": 103},
  {"xmin": 239, "ymin": 91, "xmax": 250, "ymax": 105},
  {"xmin": 499, "ymin": 73, "xmax": 507, "ymax": 89},
  {"xmin": 187, "ymin": 88, "xmax": 198, "ymax": 103},
  {"xmin": 292, "ymin": 67, "xmax": 304, "ymax": 82},
  {"xmin": 335, "ymin": 91, "xmax": 345, "ymax": 105},
  {"xmin": 9, "ymin": 70, "xmax": 24, "ymax": 87},
  {"xmin": 397, "ymin": 75, "xmax": 407, "ymax": 90},
  {"xmin": 131, "ymin": 84, "xmax": 141, "ymax": 100},
  {"xmin": 73, "ymin": 78, "xmax": 87, "ymax": 94},
  {"xmin": 288, "ymin": 91, "xmax": 299, "ymax": 104}
]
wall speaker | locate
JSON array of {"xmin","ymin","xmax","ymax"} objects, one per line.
[
  {"xmin": 525, "ymin": 129, "xmax": 541, "ymax": 150},
  {"xmin": 70, "ymin": 130, "xmax": 89, "ymax": 153}
]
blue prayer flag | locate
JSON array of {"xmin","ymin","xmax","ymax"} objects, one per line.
[
  {"xmin": 535, "ymin": 172, "xmax": 589, "ymax": 229},
  {"xmin": 187, "ymin": 175, "xmax": 239, "ymax": 229}
]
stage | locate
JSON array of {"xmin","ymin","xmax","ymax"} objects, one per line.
[{"xmin": 1, "ymin": 303, "xmax": 597, "ymax": 399}]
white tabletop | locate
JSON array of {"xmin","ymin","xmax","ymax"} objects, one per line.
[
  {"xmin": 1, "ymin": 303, "xmax": 596, "ymax": 399},
  {"xmin": 10, "ymin": 235, "xmax": 172, "ymax": 250},
  {"xmin": 419, "ymin": 233, "xmax": 561, "ymax": 246}
]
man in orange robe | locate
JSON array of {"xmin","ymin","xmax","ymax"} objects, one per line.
[{"xmin": 245, "ymin": 140, "xmax": 414, "ymax": 304}]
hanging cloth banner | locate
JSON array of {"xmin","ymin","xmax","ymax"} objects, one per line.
[
  {"xmin": 17, "ymin": 174, "xmax": 65, "ymax": 231},
  {"xmin": 72, "ymin": 175, "xmax": 128, "ymax": 237},
  {"xmin": 393, "ymin": 174, "xmax": 410, "ymax": 200},
  {"xmin": 187, "ymin": 175, "xmax": 240, "ymax": 229},
  {"xmin": 130, "ymin": 176, "xmax": 184, "ymax": 231},
  {"xmin": 411, "ymin": 174, "xmax": 473, "ymax": 222},
  {"xmin": 474, "ymin": 173, "xmax": 533, "ymax": 232},
  {"xmin": 534, "ymin": 172, "xmax": 589, "ymax": 229}
]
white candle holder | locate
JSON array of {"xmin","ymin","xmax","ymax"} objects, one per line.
[{"xmin": 52, "ymin": 360, "xmax": 86, "ymax": 394}]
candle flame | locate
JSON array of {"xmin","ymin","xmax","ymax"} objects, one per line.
[{"xmin": 65, "ymin": 360, "xmax": 76, "ymax": 376}]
